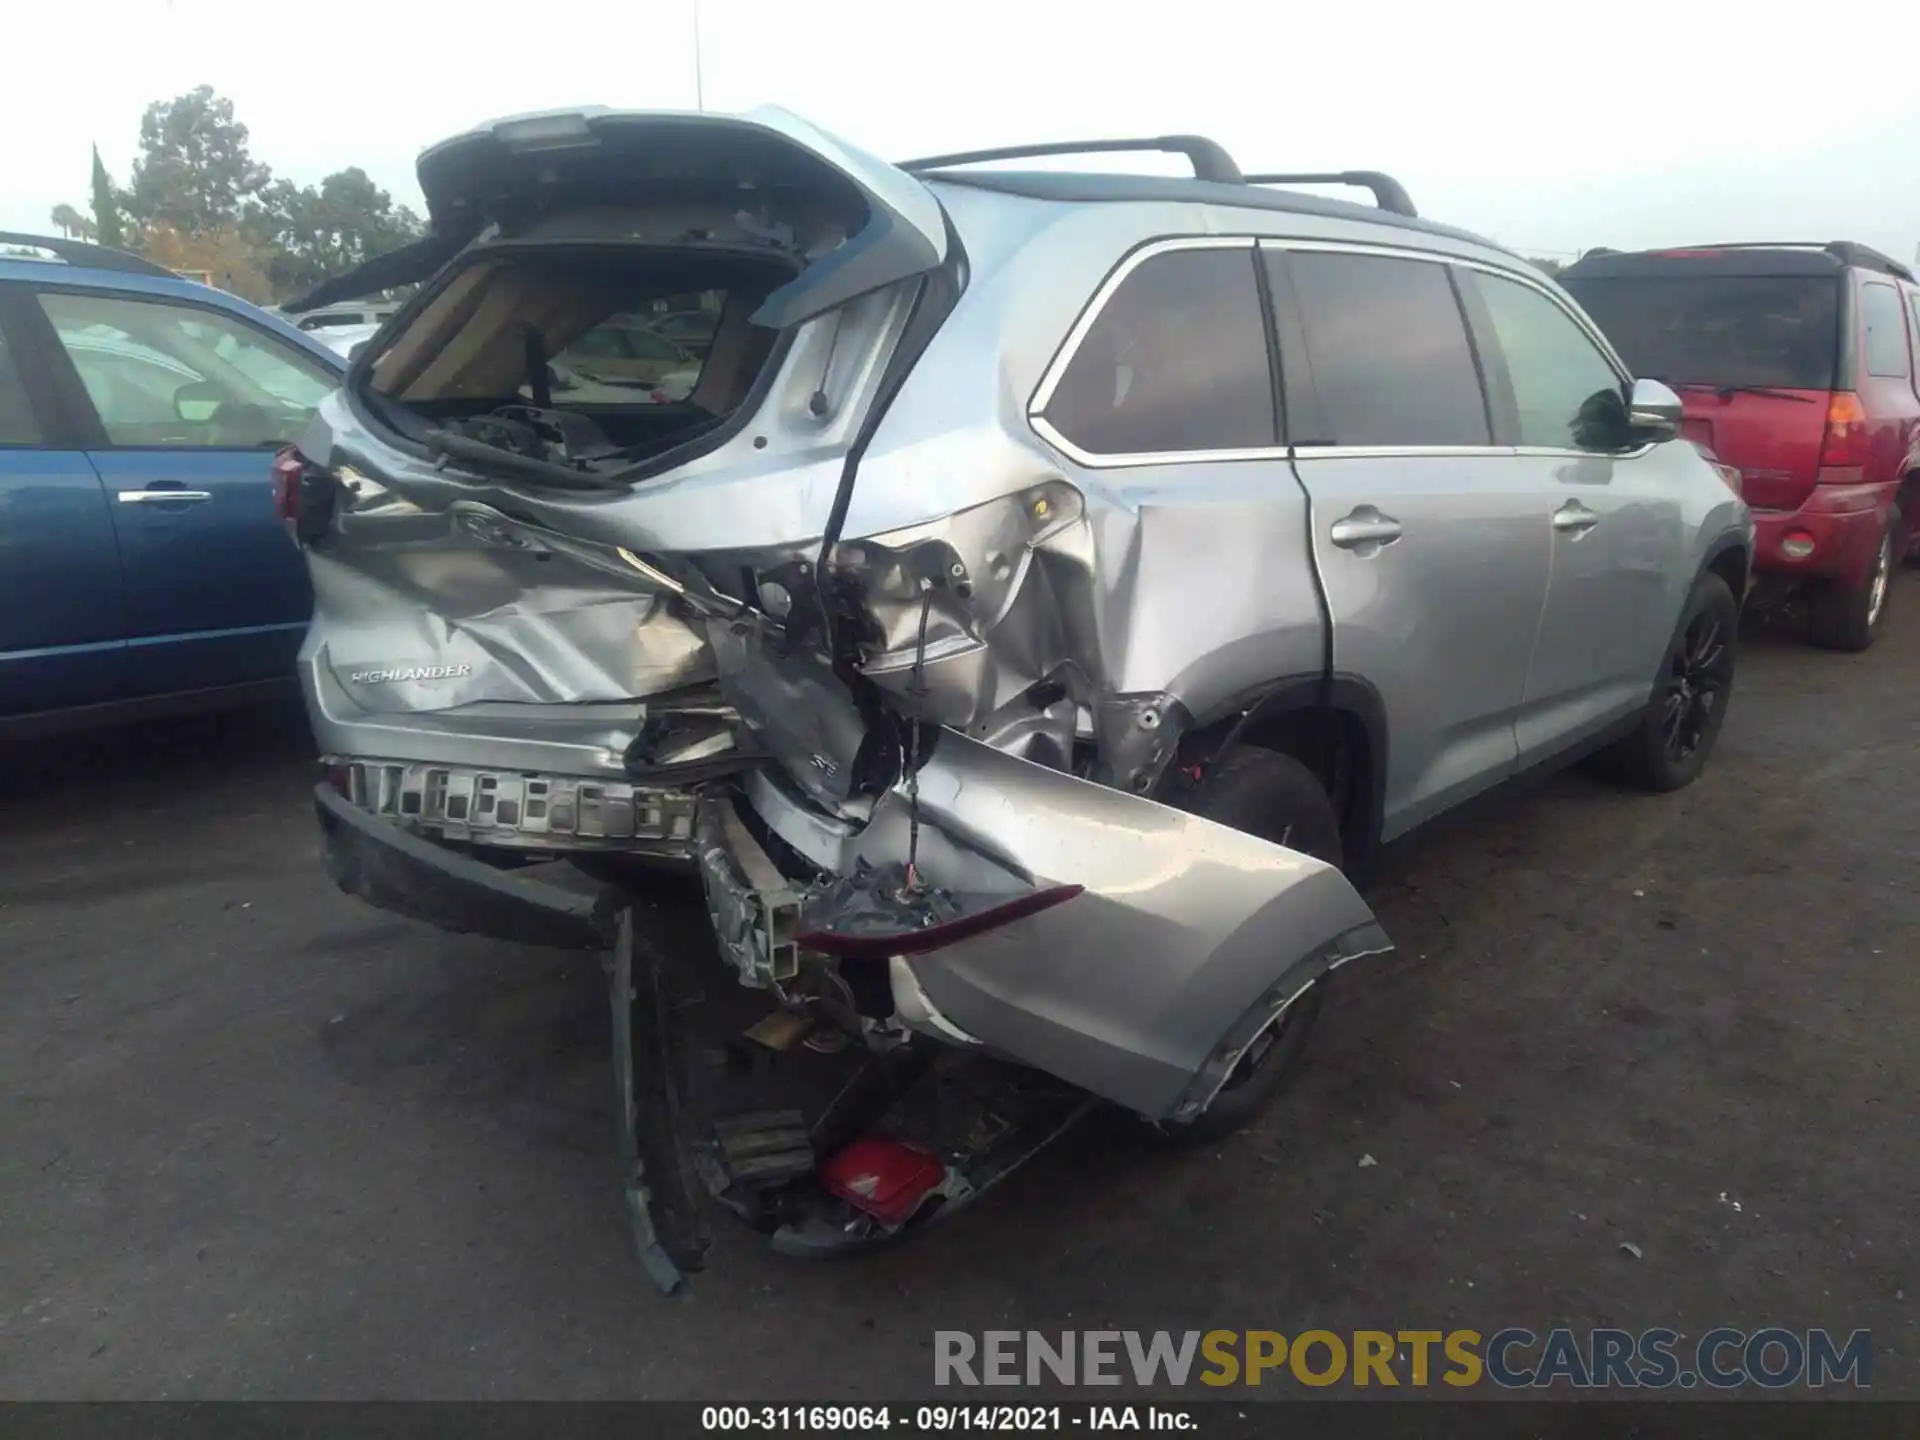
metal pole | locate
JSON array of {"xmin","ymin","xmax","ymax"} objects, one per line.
[{"xmin": 693, "ymin": 0, "xmax": 705, "ymax": 111}]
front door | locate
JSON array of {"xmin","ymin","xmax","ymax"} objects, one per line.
[
  {"xmin": 1266, "ymin": 244, "xmax": 1551, "ymax": 841},
  {"xmin": 1455, "ymin": 266, "xmax": 1688, "ymax": 760},
  {"xmin": 30, "ymin": 287, "xmax": 334, "ymax": 698},
  {"xmin": 0, "ymin": 297, "xmax": 124, "ymax": 720}
]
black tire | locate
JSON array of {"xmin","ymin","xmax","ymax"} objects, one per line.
[
  {"xmin": 1808, "ymin": 508, "xmax": 1898, "ymax": 652},
  {"xmin": 1596, "ymin": 570, "xmax": 1739, "ymax": 793},
  {"xmin": 1162, "ymin": 748, "xmax": 1341, "ymax": 1141}
]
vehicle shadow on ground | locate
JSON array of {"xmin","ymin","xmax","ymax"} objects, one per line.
[{"xmin": 0, "ymin": 699, "xmax": 318, "ymax": 811}]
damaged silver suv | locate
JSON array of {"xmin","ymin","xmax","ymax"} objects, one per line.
[{"xmin": 282, "ymin": 108, "xmax": 1753, "ymax": 1290}]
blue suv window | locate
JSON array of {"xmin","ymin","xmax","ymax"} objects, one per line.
[
  {"xmin": 38, "ymin": 291, "xmax": 335, "ymax": 448},
  {"xmin": 0, "ymin": 327, "xmax": 40, "ymax": 444}
]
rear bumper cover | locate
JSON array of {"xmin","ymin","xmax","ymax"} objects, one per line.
[
  {"xmin": 1751, "ymin": 481, "xmax": 1897, "ymax": 584},
  {"xmin": 315, "ymin": 783, "xmax": 614, "ymax": 949}
]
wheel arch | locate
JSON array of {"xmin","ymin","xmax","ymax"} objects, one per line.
[
  {"xmin": 1172, "ymin": 672, "xmax": 1388, "ymax": 879},
  {"xmin": 1701, "ymin": 530, "xmax": 1752, "ymax": 607}
]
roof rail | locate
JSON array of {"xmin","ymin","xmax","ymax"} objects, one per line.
[
  {"xmin": 1822, "ymin": 241, "xmax": 1913, "ymax": 281},
  {"xmin": 1622, "ymin": 240, "xmax": 1913, "ymax": 283},
  {"xmin": 901, "ymin": 136, "xmax": 1244, "ymax": 184},
  {"xmin": 0, "ymin": 231, "xmax": 176, "ymax": 279},
  {"xmin": 1243, "ymin": 171, "xmax": 1417, "ymax": 218}
]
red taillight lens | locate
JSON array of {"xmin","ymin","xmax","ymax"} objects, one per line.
[
  {"xmin": 271, "ymin": 446, "xmax": 307, "ymax": 523},
  {"xmin": 796, "ymin": 884, "xmax": 1086, "ymax": 960},
  {"xmin": 1819, "ymin": 392, "xmax": 1869, "ymax": 468}
]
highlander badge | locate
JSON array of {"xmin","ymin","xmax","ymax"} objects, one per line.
[{"xmin": 349, "ymin": 664, "xmax": 474, "ymax": 684}]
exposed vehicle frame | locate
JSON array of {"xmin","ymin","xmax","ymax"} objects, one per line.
[{"xmin": 282, "ymin": 111, "xmax": 1751, "ymax": 1292}]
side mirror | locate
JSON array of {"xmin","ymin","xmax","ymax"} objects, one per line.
[
  {"xmin": 1627, "ymin": 377, "xmax": 1683, "ymax": 441},
  {"xmin": 173, "ymin": 379, "xmax": 226, "ymax": 423}
]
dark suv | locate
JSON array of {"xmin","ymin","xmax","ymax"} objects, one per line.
[{"xmin": 1563, "ymin": 242, "xmax": 1920, "ymax": 650}]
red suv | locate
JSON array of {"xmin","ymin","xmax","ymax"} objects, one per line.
[{"xmin": 1563, "ymin": 243, "xmax": 1920, "ymax": 650}]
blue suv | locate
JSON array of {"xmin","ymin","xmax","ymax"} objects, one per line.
[{"xmin": 0, "ymin": 234, "xmax": 343, "ymax": 736}]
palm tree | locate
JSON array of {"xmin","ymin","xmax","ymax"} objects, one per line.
[{"xmin": 50, "ymin": 204, "xmax": 94, "ymax": 240}]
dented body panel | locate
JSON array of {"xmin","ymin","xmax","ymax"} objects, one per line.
[{"xmin": 291, "ymin": 105, "xmax": 1746, "ymax": 1175}]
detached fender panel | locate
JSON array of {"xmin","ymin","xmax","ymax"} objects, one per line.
[{"xmin": 815, "ymin": 732, "xmax": 1391, "ymax": 1121}]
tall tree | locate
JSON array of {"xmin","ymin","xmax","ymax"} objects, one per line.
[
  {"xmin": 125, "ymin": 86, "xmax": 270, "ymax": 236},
  {"xmin": 247, "ymin": 167, "xmax": 425, "ymax": 296},
  {"xmin": 50, "ymin": 204, "xmax": 93, "ymax": 240},
  {"xmin": 91, "ymin": 145, "xmax": 125, "ymax": 249}
]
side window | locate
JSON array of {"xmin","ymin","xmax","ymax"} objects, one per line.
[
  {"xmin": 0, "ymin": 324, "xmax": 42, "ymax": 445},
  {"xmin": 1282, "ymin": 251, "xmax": 1490, "ymax": 447},
  {"xmin": 1862, "ymin": 282, "xmax": 1911, "ymax": 379},
  {"xmin": 1041, "ymin": 246, "xmax": 1275, "ymax": 457},
  {"xmin": 38, "ymin": 291, "xmax": 337, "ymax": 448},
  {"xmin": 1468, "ymin": 271, "xmax": 1625, "ymax": 450}
]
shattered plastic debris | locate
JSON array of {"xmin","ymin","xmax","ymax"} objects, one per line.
[
  {"xmin": 1358, "ymin": 1153, "xmax": 1378, "ymax": 1168},
  {"xmin": 1620, "ymin": 1241, "xmax": 1644, "ymax": 1260},
  {"xmin": 1718, "ymin": 1191, "xmax": 1744, "ymax": 1213}
]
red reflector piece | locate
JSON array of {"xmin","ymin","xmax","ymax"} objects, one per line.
[
  {"xmin": 795, "ymin": 884, "xmax": 1085, "ymax": 961},
  {"xmin": 271, "ymin": 446, "xmax": 306, "ymax": 523},
  {"xmin": 818, "ymin": 1136, "xmax": 947, "ymax": 1227}
]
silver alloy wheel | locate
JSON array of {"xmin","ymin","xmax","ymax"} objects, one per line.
[{"xmin": 1867, "ymin": 528, "xmax": 1894, "ymax": 629}]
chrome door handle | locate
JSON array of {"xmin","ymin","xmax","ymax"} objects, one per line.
[
  {"xmin": 119, "ymin": 488, "xmax": 212, "ymax": 504},
  {"xmin": 1553, "ymin": 501, "xmax": 1599, "ymax": 535},
  {"xmin": 1329, "ymin": 507, "xmax": 1403, "ymax": 551}
]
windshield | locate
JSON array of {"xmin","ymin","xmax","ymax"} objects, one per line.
[{"xmin": 1564, "ymin": 274, "xmax": 1840, "ymax": 392}]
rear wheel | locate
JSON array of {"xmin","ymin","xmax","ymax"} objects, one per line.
[
  {"xmin": 1808, "ymin": 509, "xmax": 1898, "ymax": 652},
  {"xmin": 1596, "ymin": 570, "xmax": 1738, "ymax": 793},
  {"xmin": 1163, "ymin": 747, "xmax": 1341, "ymax": 1141}
]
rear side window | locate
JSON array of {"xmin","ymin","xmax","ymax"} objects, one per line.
[
  {"xmin": 1861, "ymin": 282, "xmax": 1910, "ymax": 378},
  {"xmin": 1466, "ymin": 271, "xmax": 1624, "ymax": 450},
  {"xmin": 1563, "ymin": 274, "xmax": 1839, "ymax": 391},
  {"xmin": 1041, "ymin": 246, "xmax": 1275, "ymax": 457},
  {"xmin": 0, "ymin": 326, "xmax": 41, "ymax": 445},
  {"xmin": 1281, "ymin": 251, "xmax": 1490, "ymax": 447}
]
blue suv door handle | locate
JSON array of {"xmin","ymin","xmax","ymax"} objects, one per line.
[{"xmin": 118, "ymin": 483, "xmax": 212, "ymax": 505}]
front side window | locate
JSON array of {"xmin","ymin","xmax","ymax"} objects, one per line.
[
  {"xmin": 38, "ymin": 291, "xmax": 336, "ymax": 448},
  {"xmin": 1861, "ymin": 282, "xmax": 1910, "ymax": 379},
  {"xmin": 1282, "ymin": 251, "xmax": 1490, "ymax": 447},
  {"xmin": 1469, "ymin": 271, "xmax": 1625, "ymax": 450},
  {"xmin": 1041, "ymin": 246, "xmax": 1276, "ymax": 457}
]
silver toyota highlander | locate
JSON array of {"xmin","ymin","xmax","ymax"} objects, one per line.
[{"xmin": 278, "ymin": 107, "xmax": 1754, "ymax": 1288}]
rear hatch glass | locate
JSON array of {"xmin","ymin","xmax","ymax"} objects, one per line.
[
  {"xmin": 1565, "ymin": 271, "xmax": 1840, "ymax": 507},
  {"xmin": 1564, "ymin": 273, "xmax": 1840, "ymax": 391},
  {"xmin": 362, "ymin": 247, "xmax": 791, "ymax": 485}
]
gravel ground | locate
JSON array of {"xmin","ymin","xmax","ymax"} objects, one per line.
[{"xmin": 1, "ymin": 593, "xmax": 1915, "ymax": 1400}]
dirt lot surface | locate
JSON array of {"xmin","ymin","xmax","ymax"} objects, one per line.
[{"xmin": 2, "ymin": 597, "xmax": 1915, "ymax": 1400}]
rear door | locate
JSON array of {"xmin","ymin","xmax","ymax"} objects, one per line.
[
  {"xmin": 1457, "ymin": 265, "xmax": 1688, "ymax": 757},
  {"xmin": 28, "ymin": 286, "xmax": 336, "ymax": 698},
  {"xmin": 0, "ymin": 287, "xmax": 125, "ymax": 721},
  {"xmin": 1267, "ymin": 244, "xmax": 1550, "ymax": 840}
]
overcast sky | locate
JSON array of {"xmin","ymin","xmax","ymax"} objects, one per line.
[{"xmin": 7, "ymin": 0, "xmax": 1918, "ymax": 265}]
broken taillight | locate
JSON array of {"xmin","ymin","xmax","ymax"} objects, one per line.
[
  {"xmin": 795, "ymin": 884, "xmax": 1085, "ymax": 961},
  {"xmin": 272, "ymin": 446, "xmax": 339, "ymax": 542}
]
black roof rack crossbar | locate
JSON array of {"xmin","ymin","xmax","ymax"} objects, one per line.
[
  {"xmin": 0, "ymin": 231, "xmax": 176, "ymax": 279},
  {"xmin": 902, "ymin": 136, "xmax": 1244, "ymax": 184},
  {"xmin": 1242, "ymin": 171, "xmax": 1417, "ymax": 218},
  {"xmin": 1615, "ymin": 240, "xmax": 1913, "ymax": 282}
]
